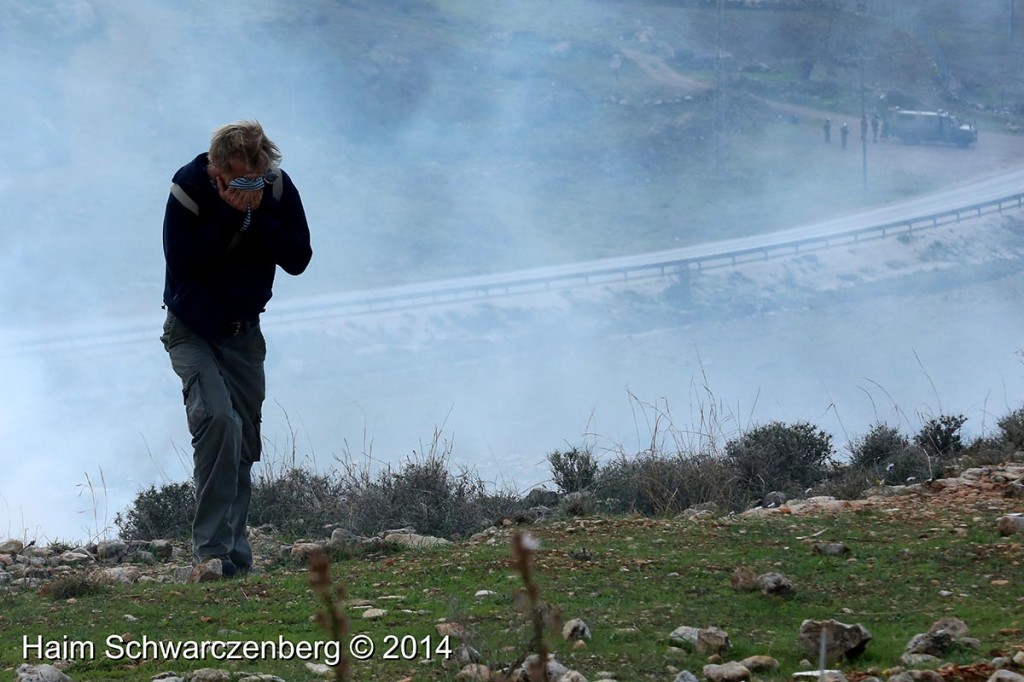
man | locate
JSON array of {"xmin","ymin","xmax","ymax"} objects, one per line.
[{"xmin": 160, "ymin": 120, "xmax": 312, "ymax": 577}]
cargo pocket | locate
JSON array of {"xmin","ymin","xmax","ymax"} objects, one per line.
[{"xmin": 182, "ymin": 372, "xmax": 208, "ymax": 435}]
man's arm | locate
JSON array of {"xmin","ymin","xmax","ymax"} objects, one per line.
[{"xmin": 246, "ymin": 171, "xmax": 313, "ymax": 276}]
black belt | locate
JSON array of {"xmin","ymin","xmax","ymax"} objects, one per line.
[{"xmin": 224, "ymin": 320, "xmax": 257, "ymax": 337}]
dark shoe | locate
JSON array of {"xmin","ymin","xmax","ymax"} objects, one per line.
[{"xmin": 219, "ymin": 557, "xmax": 238, "ymax": 578}]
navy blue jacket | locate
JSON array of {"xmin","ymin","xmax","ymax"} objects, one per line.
[{"xmin": 162, "ymin": 153, "xmax": 312, "ymax": 339}]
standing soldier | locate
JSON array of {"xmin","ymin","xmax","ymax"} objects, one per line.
[
  {"xmin": 840, "ymin": 122, "xmax": 849, "ymax": 150},
  {"xmin": 871, "ymin": 113, "xmax": 880, "ymax": 143},
  {"xmin": 823, "ymin": 117, "xmax": 832, "ymax": 144}
]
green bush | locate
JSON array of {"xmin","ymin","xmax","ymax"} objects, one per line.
[
  {"xmin": 914, "ymin": 414, "xmax": 966, "ymax": 475},
  {"xmin": 960, "ymin": 435, "xmax": 1015, "ymax": 467},
  {"xmin": 114, "ymin": 481, "xmax": 195, "ymax": 541},
  {"xmin": 114, "ymin": 446, "xmax": 521, "ymax": 543},
  {"xmin": 842, "ymin": 422, "xmax": 930, "ymax": 486},
  {"xmin": 880, "ymin": 444, "xmax": 933, "ymax": 485},
  {"xmin": 250, "ymin": 467, "xmax": 348, "ymax": 538},
  {"xmin": 39, "ymin": 575, "xmax": 105, "ymax": 600},
  {"xmin": 547, "ymin": 445, "xmax": 599, "ymax": 494},
  {"xmin": 337, "ymin": 450, "xmax": 518, "ymax": 539},
  {"xmin": 724, "ymin": 421, "xmax": 835, "ymax": 504},
  {"xmin": 591, "ymin": 449, "xmax": 737, "ymax": 515},
  {"xmin": 997, "ymin": 408, "xmax": 1024, "ymax": 451},
  {"xmin": 848, "ymin": 423, "xmax": 911, "ymax": 470},
  {"xmin": 813, "ymin": 466, "xmax": 876, "ymax": 501}
]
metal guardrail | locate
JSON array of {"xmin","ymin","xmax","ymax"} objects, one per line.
[
  {"xmin": 4, "ymin": 190, "xmax": 1023, "ymax": 355},
  {"xmin": 271, "ymin": 190, "xmax": 1024, "ymax": 323}
]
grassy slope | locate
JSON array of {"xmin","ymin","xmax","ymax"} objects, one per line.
[{"xmin": 3, "ymin": 489, "xmax": 1022, "ymax": 681}]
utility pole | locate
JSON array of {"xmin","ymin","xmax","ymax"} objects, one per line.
[
  {"xmin": 715, "ymin": 0, "xmax": 724, "ymax": 179},
  {"xmin": 860, "ymin": 56, "xmax": 868, "ymax": 195}
]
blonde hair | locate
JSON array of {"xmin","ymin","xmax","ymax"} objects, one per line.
[{"xmin": 208, "ymin": 120, "xmax": 282, "ymax": 172}]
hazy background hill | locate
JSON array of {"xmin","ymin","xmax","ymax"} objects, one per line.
[{"xmin": 3, "ymin": 0, "xmax": 1024, "ymax": 541}]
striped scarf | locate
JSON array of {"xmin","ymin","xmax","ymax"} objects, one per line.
[{"xmin": 227, "ymin": 176, "xmax": 266, "ymax": 232}]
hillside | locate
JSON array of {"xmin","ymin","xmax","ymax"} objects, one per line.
[
  {"xmin": 3, "ymin": 0, "xmax": 1024, "ymax": 301},
  {"xmin": 266, "ymin": 0, "xmax": 1024, "ymax": 287},
  {"xmin": 3, "ymin": 461, "xmax": 1023, "ymax": 681}
]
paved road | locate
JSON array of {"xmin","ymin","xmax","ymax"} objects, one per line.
[{"xmin": 4, "ymin": 165, "xmax": 1024, "ymax": 355}]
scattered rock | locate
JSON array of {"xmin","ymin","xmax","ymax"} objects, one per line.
[
  {"xmin": 511, "ymin": 653, "xmax": 569, "ymax": 681},
  {"xmin": 15, "ymin": 664, "xmax": 72, "ymax": 682},
  {"xmin": 902, "ymin": 617, "xmax": 978, "ymax": 664},
  {"xmin": 756, "ymin": 572, "xmax": 796, "ymax": 598},
  {"xmin": 448, "ymin": 643, "xmax": 481, "ymax": 668},
  {"xmin": 563, "ymin": 618, "xmax": 592, "ymax": 641},
  {"xmin": 149, "ymin": 539, "xmax": 174, "ymax": 558},
  {"xmin": 696, "ymin": 626, "xmax": 731, "ymax": 656},
  {"xmin": 997, "ymin": 514, "xmax": 1024, "ymax": 536},
  {"xmin": 189, "ymin": 559, "xmax": 225, "ymax": 583},
  {"xmin": 1006, "ymin": 478, "xmax": 1024, "ymax": 498},
  {"xmin": 186, "ymin": 669, "xmax": 230, "ymax": 682},
  {"xmin": 740, "ymin": 655, "xmax": 779, "ymax": 671},
  {"xmin": 304, "ymin": 662, "xmax": 332, "ymax": 676},
  {"xmin": 436, "ymin": 621, "xmax": 465, "ymax": 637},
  {"xmin": 523, "ymin": 487, "xmax": 561, "ymax": 508},
  {"xmin": 2, "ymin": 539, "xmax": 26, "ymax": 555},
  {"xmin": 56, "ymin": 550, "xmax": 94, "ymax": 566},
  {"xmin": 812, "ymin": 543, "xmax": 850, "ymax": 556},
  {"xmin": 730, "ymin": 566, "xmax": 758, "ymax": 592},
  {"xmin": 703, "ymin": 661, "xmax": 750, "ymax": 682},
  {"xmin": 383, "ymin": 532, "xmax": 451, "ymax": 549},
  {"xmin": 669, "ymin": 625, "xmax": 700, "ymax": 649},
  {"xmin": 289, "ymin": 543, "xmax": 325, "ymax": 560},
  {"xmin": 326, "ymin": 528, "xmax": 359, "ymax": 551},
  {"xmin": 791, "ymin": 671, "xmax": 848, "ymax": 682},
  {"xmin": 95, "ymin": 566, "xmax": 141, "ymax": 585},
  {"xmin": 988, "ymin": 671, "xmax": 1024, "ymax": 682},
  {"xmin": 798, "ymin": 619, "xmax": 872, "ymax": 663},
  {"xmin": 669, "ymin": 625, "xmax": 731, "ymax": 655},
  {"xmin": 96, "ymin": 540, "xmax": 127, "ymax": 560}
]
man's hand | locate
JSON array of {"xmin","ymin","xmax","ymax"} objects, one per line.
[{"xmin": 215, "ymin": 175, "xmax": 263, "ymax": 212}]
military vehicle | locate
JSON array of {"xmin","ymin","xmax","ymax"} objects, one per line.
[{"xmin": 886, "ymin": 108, "xmax": 978, "ymax": 148}]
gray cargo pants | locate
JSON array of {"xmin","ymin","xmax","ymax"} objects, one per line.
[{"xmin": 160, "ymin": 311, "xmax": 264, "ymax": 568}]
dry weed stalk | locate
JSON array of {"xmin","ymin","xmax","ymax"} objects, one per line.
[
  {"xmin": 308, "ymin": 549, "xmax": 349, "ymax": 682},
  {"xmin": 512, "ymin": 531, "xmax": 550, "ymax": 682}
]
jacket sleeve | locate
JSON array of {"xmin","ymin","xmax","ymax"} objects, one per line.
[
  {"xmin": 246, "ymin": 170, "xmax": 313, "ymax": 276},
  {"xmin": 162, "ymin": 184, "xmax": 242, "ymax": 281}
]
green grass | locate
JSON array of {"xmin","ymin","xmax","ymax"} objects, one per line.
[{"xmin": 4, "ymin": 498, "xmax": 1022, "ymax": 681}]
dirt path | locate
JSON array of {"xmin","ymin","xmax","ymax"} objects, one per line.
[{"xmin": 622, "ymin": 49, "xmax": 712, "ymax": 94}]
